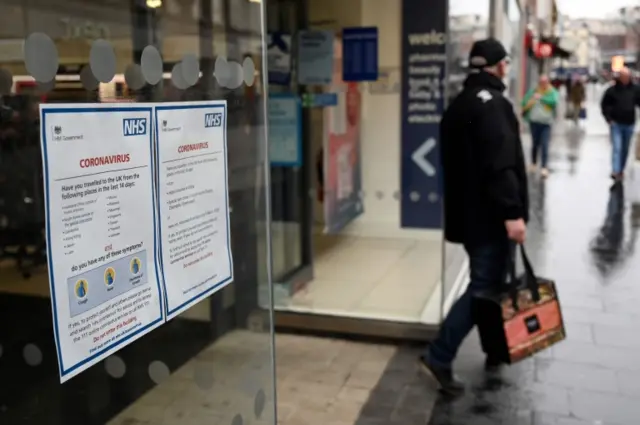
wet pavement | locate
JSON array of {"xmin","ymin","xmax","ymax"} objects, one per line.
[{"xmin": 355, "ymin": 89, "xmax": 640, "ymax": 425}]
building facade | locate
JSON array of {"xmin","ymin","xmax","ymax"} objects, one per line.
[{"xmin": 555, "ymin": 17, "xmax": 602, "ymax": 76}]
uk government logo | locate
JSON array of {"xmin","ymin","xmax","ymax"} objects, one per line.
[
  {"xmin": 161, "ymin": 119, "xmax": 182, "ymax": 132},
  {"xmin": 75, "ymin": 279, "xmax": 88, "ymax": 300},
  {"xmin": 104, "ymin": 267, "xmax": 116, "ymax": 288},
  {"xmin": 51, "ymin": 125, "xmax": 84, "ymax": 141}
]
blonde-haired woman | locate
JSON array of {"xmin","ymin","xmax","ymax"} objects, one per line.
[{"xmin": 522, "ymin": 75, "xmax": 560, "ymax": 178}]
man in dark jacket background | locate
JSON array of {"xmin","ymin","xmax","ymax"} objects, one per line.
[
  {"xmin": 419, "ymin": 38, "xmax": 529, "ymax": 395},
  {"xmin": 601, "ymin": 67, "xmax": 640, "ymax": 181}
]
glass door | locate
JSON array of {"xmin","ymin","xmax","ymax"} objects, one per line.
[
  {"xmin": 262, "ymin": 0, "xmax": 314, "ymax": 306},
  {"xmin": 0, "ymin": 0, "xmax": 275, "ymax": 424}
]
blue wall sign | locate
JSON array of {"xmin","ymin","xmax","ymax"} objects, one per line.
[
  {"xmin": 342, "ymin": 27, "xmax": 379, "ymax": 82},
  {"xmin": 302, "ymin": 93, "xmax": 338, "ymax": 108},
  {"xmin": 268, "ymin": 93, "xmax": 302, "ymax": 167},
  {"xmin": 298, "ymin": 30, "xmax": 334, "ymax": 85},
  {"xmin": 267, "ymin": 32, "xmax": 292, "ymax": 85},
  {"xmin": 400, "ymin": 0, "xmax": 447, "ymax": 229}
]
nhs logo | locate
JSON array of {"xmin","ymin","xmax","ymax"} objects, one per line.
[
  {"xmin": 123, "ymin": 118, "xmax": 148, "ymax": 136},
  {"xmin": 204, "ymin": 113, "xmax": 223, "ymax": 128}
]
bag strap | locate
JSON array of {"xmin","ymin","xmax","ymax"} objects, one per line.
[
  {"xmin": 507, "ymin": 244, "xmax": 541, "ymax": 308},
  {"xmin": 519, "ymin": 245, "xmax": 541, "ymax": 302}
]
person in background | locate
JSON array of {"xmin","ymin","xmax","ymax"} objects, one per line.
[
  {"xmin": 569, "ymin": 75, "xmax": 586, "ymax": 125},
  {"xmin": 420, "ymin": 38, "xmax": 528, "ymax": 395},
  {"xmin": 601, "ymin": 67, "xmax": 640, "ymax": 182},
  {"xmin": 521, "ymin": 75, "xmax": 560, "ymax": 178},
  {"xmin": 564, "ymin": 76, "xmax": 572, "ymax": 98}
]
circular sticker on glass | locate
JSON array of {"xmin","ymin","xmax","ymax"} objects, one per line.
[
  {"xmin": 130, "ymin": 258, "xmax": 141, "ymax": 275},
  {"xmin": 75, "ymin": 279, "xmax": 88, "ymax": 299},
  {"xmin": 104, "ymin": 267, "xmax": 116, "ymax": 287}
]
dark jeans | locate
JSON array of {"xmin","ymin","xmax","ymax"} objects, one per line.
[
  {"xmin": 610, "ymin": 122, "xmax": 634, "ymax": 175},
  {"xmin": 529, "ymin": 122, "xmax": 552, "ymax": 168},
  {"xmin": 427, "ymin": 239, "xmax": 513, "ymax": 367}
]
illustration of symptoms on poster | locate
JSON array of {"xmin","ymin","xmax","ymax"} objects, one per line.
[
  {"xmin": 269, "ymin": 94, "xmax": 302, "ymax": 166},
  {"xmin": 155, "ymin": 101, "xmax": 233, "ymax": 320},
  {"xmin": 400, "ymin": 0, "xmax": 447, "ymax": 229},
  {"xmin": 40, "ymin": 104, "xmax": 163, "ymax": 383},
  {"xmin": 298, "ymin": 30, "xmax": 334, "ymax": 85}
]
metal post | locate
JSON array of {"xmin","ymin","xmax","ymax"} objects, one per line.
[
  {"xmin": 199, "ymin": 0, "xmax": 214, "ymax": 99},
  {"xmin": 130, "ymin": 0, "xmax": 161, "ymax": 101},
  {"xmin": 488, "ymin": 0, "xmax": 497, "ymax": 39}
]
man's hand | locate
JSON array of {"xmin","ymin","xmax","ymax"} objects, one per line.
[
  {"xmin": 533, "ymin": 93, "xmax": 542, "ymax": 100},
  {"xmin": 505, "ymin": 219, "xmax": 526, "ymax": 243}
]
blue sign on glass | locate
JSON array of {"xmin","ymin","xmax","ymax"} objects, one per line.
[
  {"xmin": 268, "ymin": 93, "xmax": 302, "ymax": 167},
  {"xmin": 400, "ymin": 0, "xmax": 446, "ymax": 229},
  {"xmin": 302, "ymin": 93, "xmax": 338, "ymax": 108},
  {"xmin": 342, "ymin": 27, "xmax": 379, "ymax": 82},
  {"xmin": 298, "ymin": 30, "xmax": 334, "ymax": 85}
]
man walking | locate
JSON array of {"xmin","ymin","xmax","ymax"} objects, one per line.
[
  {"xmin": 419, "ymin": 38, "xmax": 529, "ymax": 395},
  {"xmin": 601, "ymin": 67, "xmax": 640, "ymax": 181}
]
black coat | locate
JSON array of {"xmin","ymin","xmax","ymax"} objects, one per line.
[
  {"xmin": 440, "ymin": 71, "xmax": 529, "ymax": 245},
  {"xmin": 601, "ymin": 81, "xmax": 640, "ymax": 126}
]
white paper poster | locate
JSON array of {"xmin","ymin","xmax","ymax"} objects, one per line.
[
  {"xmin": 154, "ymin": 101, "xmax": 233, "ymax": 320},
  {"xmin": 40, "ymin": 104, "xmax": 164, "ymax": 382},
  {"xmin": 298, "ymin": 30, "xmax": 334, "ymax": 85},
  {"xmin": 268, "ymin": 93, "xmax": 302, "ymax": 166}
]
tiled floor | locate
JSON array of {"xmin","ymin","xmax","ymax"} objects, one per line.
[
  {"xmin": 102, "ymin": 331, "xmax": 400, "ymax": 425},
  {"xmin": 107, "ymin": 330, "xmax": 276, "ymax": 425},
  {"xmin": 283, "ymin": 234, "xmax": 443, "ymax": 322},
  {"xmin": 276, "ymin": 334, "xmax": 399, "ymax": 425}
]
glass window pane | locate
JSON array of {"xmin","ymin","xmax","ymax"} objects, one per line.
[{"xmin": 0, "ymin": 1, "xmax": 274, "ymax": 424}]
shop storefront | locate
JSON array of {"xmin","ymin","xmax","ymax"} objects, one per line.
[
  {"xmin": 0, "ymin": 0, "xmax": 526, "ymax": 419},
  {"xmin": 0, "ymin": 0, "xmax": 276, "ymax": 423},
  {"xmin": 262, "ymin": 0, "xmax": 503, "ymax": 339}
]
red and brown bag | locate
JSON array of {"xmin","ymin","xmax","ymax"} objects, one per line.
[{"xmin": 473, "ymin": 245, "xmax": 566, "ymax": 365}]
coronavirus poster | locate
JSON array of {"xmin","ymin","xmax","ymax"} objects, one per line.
[
  {"xmin": 40, "ymin": 104, "xmax": 164, "ymax": 382},
  {"xmin": 154, "ymin": 101, "xmax": 233, "ymax": 320}
]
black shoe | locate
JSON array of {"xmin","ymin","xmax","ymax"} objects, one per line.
[
  {"xmin": 418, "ymin": 355, "xmax": 465, "ymax": 396},
  {"xmin": 484, "ymin": 356, "xmax": 504, "ymax": 373}
]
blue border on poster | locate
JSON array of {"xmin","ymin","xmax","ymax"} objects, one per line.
[
  {"xmin": 40, "ymin": 105, "xmax": 163, "ymax": 380},
  {"xmin": 342, "ymin": 27, "xmax": 379, "ymax": 82},
  {"xmin": 400, "ymin": 0, "xmax": 446, "ymax": 229},
  {"xmin": 269, "ymin": 93, "xmax": 302, "ymax": 167},
  {"xmin": 153, "ymin": 103, "xmax": 233, "ymax": 318}
]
